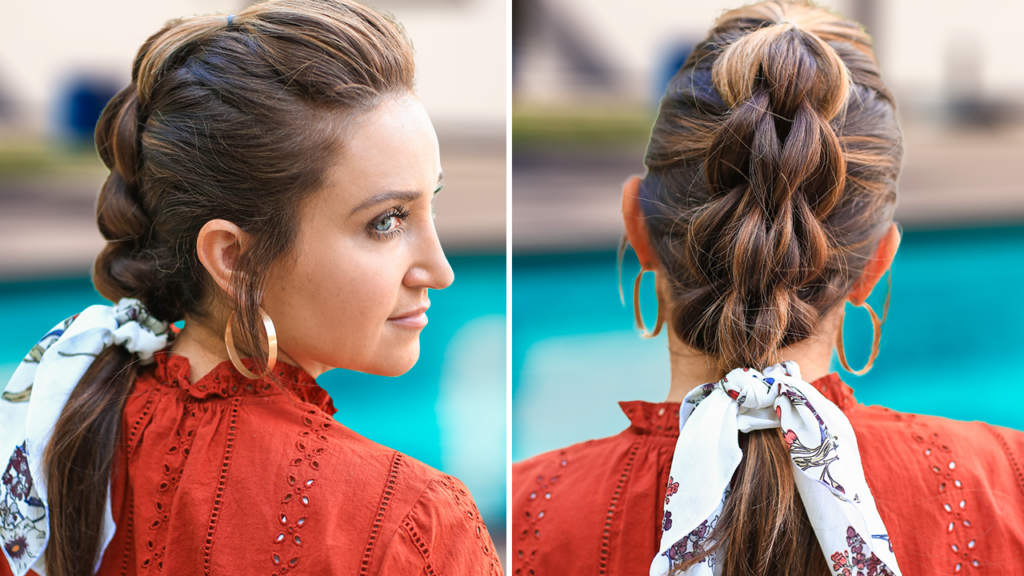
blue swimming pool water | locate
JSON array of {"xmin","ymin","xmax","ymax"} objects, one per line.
[
  {"xmin": 0, "ymin": 254, "xmax": 506, "ymax": 529},
  {"xmin": 512, "ymin": 225, "xmax": 1024, "ymax": 461}
]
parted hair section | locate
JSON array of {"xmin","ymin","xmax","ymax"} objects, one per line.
[
  {"xmin": 46, "ymin": 3, "xmax": 415, "ymax": 576},
  {"xmin": 641, "ymin": 0, "xmax": 903, "ymax": 373}
]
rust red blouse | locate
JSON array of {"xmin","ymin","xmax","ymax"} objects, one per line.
[
  {"xmin": 512, "ymin": 374, "xmax": 1024, "ymax": 576},
  {"xmin": 4, "ymin": 350, "xmax": 501, "ymax": 576}
]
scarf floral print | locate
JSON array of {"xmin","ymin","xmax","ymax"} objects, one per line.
[
  {"xmin": 650, "ymin": 362, "xmax": 900, "ymax": 576},
  {"xmin": 0, "ymin": 299, "xmax": 170, "ymax": 576}
]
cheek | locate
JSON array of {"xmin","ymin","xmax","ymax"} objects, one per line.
[{"xmin": 266, "ymin": 235, "xmax": 412, "ymax": 370}]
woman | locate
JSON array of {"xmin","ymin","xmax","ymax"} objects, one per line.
[
  {"xmin": 0, "ymin": 1, "xmax": 501, "ymax": 575},
  {"xmin": 512, "ymin": 3, "xmax": 1024, "ymax": 575}
]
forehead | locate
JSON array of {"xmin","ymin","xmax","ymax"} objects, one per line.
[{"xmin": 324, "ymin": 95, "xmax": 441, "ymax": 199}]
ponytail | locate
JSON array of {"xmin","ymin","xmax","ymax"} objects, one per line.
[
  {"xmin": 641, "ymin": 2, "xmax": 903, "ymax": 574},
  {"xmin": 43, "ymin": 347, "xmax": 139, "ymax": 576}
]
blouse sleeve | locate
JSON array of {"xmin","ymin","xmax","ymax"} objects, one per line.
[{"xmin": 376, "ymin": 474, "xmax": 503, "ymax": 576}]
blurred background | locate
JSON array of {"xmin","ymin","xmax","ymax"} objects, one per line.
[
  {"xmin": 512, "ymin": 0, "xmax": 1024, "ymax": 462},
  {"xmin": 0, "ymin": 0, "xmax": 507, "ymax": 561}
]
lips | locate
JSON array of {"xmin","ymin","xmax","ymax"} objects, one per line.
[{"xmin": 387, "ymin": 303, "xmax": 430, "ymax": 329}]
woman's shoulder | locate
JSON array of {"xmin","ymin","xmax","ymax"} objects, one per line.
[{"xmin": 846, "ymin": 403, "xmax": 1024, "ymax": 573}]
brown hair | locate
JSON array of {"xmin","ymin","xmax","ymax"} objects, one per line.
[
  {"xmin": 639, "ymin": 1, "xmax": 902, "ymax": 574},
  {"xmin": 43, "ymin": 2, "xmax": 414, "ymax": 574}
]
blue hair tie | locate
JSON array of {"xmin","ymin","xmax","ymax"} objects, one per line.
[{"xmin": 227, "ymin": 14, "xmax": 235, "ymax": 28}]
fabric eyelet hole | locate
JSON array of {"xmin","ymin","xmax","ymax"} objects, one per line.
[
  {"xmin": 150, "ymin": 520, "xmax": 160, "ymax": 529},
  {"xmin": 297, "ymin": 517, "xmax": 307, "ymax": 526},
  {"xmin": 310, "ymin": 461, "xmax": 320, "ymax": 470},
  {"xmin": 972, "ymin": 560, "xmax": 980, "ymax": 567},
  {"xmin": 167, "ymin": 445, "xmax": 177, "ymax": 453},
  {"xmin": 288, "ymin": 557, "xmax": 299, "ymax": 567},
  {"xmin": 276, "ymin": 533, "xmax": 285, "ymax": 543},
  {"xmin": 142, "ymin": 558, "xmax": 151, "ymax": 568},
  {"xmin": 158, "ymin": 481, "xmax": 169, "ymax": 491},
  {"xmin": 301, "ymin": 496, "xmax": 309, "ymax": 506},
  {"xmin": 283, "ymin": 494, "xmax": 293, "ymax": 503},
  {"xmin": 968, "ymin": 540, "xmax": 975, "ymax": 549},
  {"xmin": 305, "ymin": 479, "xmax": 314, "ymax": 487},
  {"xmin": 280, "ymin": 514, "xmax": 287, "ymax": 525},
  {"xmin": 939, "ymin": 482, "xmax": 946, "ymax": 492},
  {"xmin": 147, "ymin": 540, "xmax": 155, "ymax": 550},
  {"xmin": 952, "ymin": 544, "xmax": 959, "ymax": 552},
  {"xmin": 944, "ymin": 504, "xmax": 952, "ymax": 512},
  {"xmin": 294, "ymin": 535, "xmax": 302, "ymax": 546},
  {"xmin": 303, "ymin": 417, "xmax": 313, "ymax": 427},
  {"xmin": 272, "ymin": 554, "xmax": 281, "ymax": 565}
]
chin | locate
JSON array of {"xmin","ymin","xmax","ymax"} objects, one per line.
[{"xmin": 365, "ymin": 343, "xmax": 421, "ymax": 377}]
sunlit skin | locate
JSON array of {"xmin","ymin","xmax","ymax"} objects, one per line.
[
  {"xmin": 620, "ymin": 175, "xmax": 901, "ymax": 402},
  {"xmin": 169, "ymin": 95, "xmax": 454, "ymax": 383}
]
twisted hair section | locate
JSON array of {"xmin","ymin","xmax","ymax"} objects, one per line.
[
  {"xmin": 639, "ymin": 2, "xmax": 903, "ymax": 575},
  {"xmin": 48, "ymin": 3, "xmax": 415, "ymax": 575}
]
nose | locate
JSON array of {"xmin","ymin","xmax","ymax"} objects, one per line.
[{"xmin": 404, "ymin": 224, "xmax": 454, "ymax": 290}]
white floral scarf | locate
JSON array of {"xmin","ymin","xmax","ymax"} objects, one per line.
[
  {"xmin": 651, "ymin": 362, "xmax": 901, "ymax": 576},
  {"xmin": 0, "ymin": 298, "xmax": 170, "ymax": 576}
]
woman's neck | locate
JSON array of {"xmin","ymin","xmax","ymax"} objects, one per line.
[{"xmin": 664, "ymin": 308, "xmax": 842, "ymax": 403}]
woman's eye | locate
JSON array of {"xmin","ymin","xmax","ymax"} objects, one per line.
[
  {"xmin": 368, "ymin": 206, "xmax": 410, "ymax": 239},
  {"xmin": 374, "ymin": 215, "xmax": 400, "ymax": 232}
]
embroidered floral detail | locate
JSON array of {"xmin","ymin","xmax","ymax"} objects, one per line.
[
  {"xmin": 516, "ymin": 450, "xmax": 569, "ymax": 576},
  {"xmin": 664, "ymin": 476, "xmax": 679, "ymax": 505},
  {"xmin": 437, "ymin": 474, "xmax": 501, "ymax": 574},
  {"xmin": 271, "ymin": 409, "xmax": 330, "ymax": 575},
  {"xmin": 829, "ymin": 526, "xmax": 895, "ymax": 576},
  {"xmin": 912, "ymin": 428, "xmax": 980, "ymax": 571}
]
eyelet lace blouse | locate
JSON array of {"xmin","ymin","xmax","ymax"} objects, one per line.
[
  {"xmin": 512, "ymin": 373, "xmax": 1024, "ymax": 576},
  {"xmin": 4, "ymin": 350, "xmax": 501, "ymax": 576}
]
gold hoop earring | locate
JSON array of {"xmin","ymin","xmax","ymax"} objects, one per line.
[
  {"xmin": 634, "ymin": 269, "xmax": 664, "ymax": 339},
  {"xmin": 836, "ymin": 271, "xmax": 891, "ymax": 375},
  {"xmin": 224, "ymin": 306, "xmax": 278, "ymax": 379}
]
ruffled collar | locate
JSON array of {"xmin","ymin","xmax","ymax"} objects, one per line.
[
  {"xmin": 620, "ymin": 372, "xmax": 853, "ymax": 436},
  {"xmin": 142, "ymin": 349, "xmax": 337, "ymax": 416}
]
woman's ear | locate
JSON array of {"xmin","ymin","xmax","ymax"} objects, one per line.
[
  {"xmin": 848, "ymin": 223, "xmax": 900, "ymax": 305},
  {"xmin": 196, "ymin": 219, "xmax": 250, "ymax": 300},
  {"xmin": 622, "ymin": 176, "xmax": 659, "ymax": 270}
]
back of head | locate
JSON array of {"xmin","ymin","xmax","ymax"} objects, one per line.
[
  {"xmin": 642, "ymin": 0, "xmax": 902, "ymax": 372},
  {"xmin": 639, "ymin": 2, "xmax": 903, "ymax": 574},
  {"xmin": 46, "ymin": 2, "xmax": 414, "ymax": 574}
]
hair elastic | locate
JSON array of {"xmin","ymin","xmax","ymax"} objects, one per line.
[{"xmin": 227, "ymin": 14, "xmax": 236, "ymax": 28}]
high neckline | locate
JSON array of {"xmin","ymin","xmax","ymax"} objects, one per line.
[
  {"xmin": 619, "ymin": 372, "xmax": 853, "ymax": 436},
  {"xmin": 143, "ymin": 349, "xmax": 337, "ymax": 415}
]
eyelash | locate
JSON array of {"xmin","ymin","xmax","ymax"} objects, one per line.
[{"xmin": 368, "ymin": 205, "xmax": 411, "ymax": 240}]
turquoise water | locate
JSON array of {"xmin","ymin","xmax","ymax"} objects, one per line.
[
  {"xmin": 512, "ymin": 225, "xmax": 1024, "ymax": 461},
  {"xmin": 0, "ymin": 254, "xmax": 506, "ymax": 528}
]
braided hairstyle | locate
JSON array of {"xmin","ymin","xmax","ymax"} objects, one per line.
[
  {"xmin": 639, "ymin": 2, "xmax": 902, "ymax": 574},
  {"xmin": 44, "ymin": 2, "xmax": 414, "ymax": 574}
]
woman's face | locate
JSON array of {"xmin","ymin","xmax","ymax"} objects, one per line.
[{"xmin": 262, "ymin": 95, "xmax": 453, "ymax": 377}]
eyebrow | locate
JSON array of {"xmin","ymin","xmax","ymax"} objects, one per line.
[{"xmin": 350, "ymin": 173, "xmax": 444, "ymax": 216}]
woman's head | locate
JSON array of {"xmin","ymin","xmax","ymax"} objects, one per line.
[
  {"xmin": 624, "ymin": 0, "xmax": 903, "ymax": 372},
  {"xmin": 93, "ymin": 0, "xmax": 452, "ymax": 377}
]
